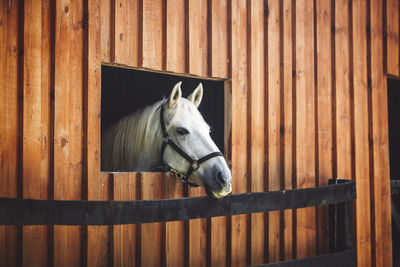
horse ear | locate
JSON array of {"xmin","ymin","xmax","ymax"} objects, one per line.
[
  {"xmin": 188, "ymin": 83, "xmax": 203, "ymax": 108},
  {"xmin": 168, "ymin": 82, "xmax": 182, "ymax": 108}
]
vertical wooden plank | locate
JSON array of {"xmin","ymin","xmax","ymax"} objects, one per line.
[
  {"xmin": 166, "ymin": 0, "xmax": 185, "ymax": 73},
  {"xmin": 53, "ymin": 1, "xmax": 84, "ymax": 266},
  {"xmin": 114, "ymin": 0, "xmax": 140, "ymax": 66},
  {"xmin": 352, "ymin": 1, "xmax": 373, "ymax": 266},
  {"xmin": 267, "ymin": 0, "xmax": 281, "ymax": 263},
  {"xmin": 211, "ymin": 0, "xmax": 228, "ymax": 79},
  {"xmin": 315, "ymin": 0, "xmax": 332, "ymax": 254},
  {"xmin": 141, "ymin": 1, "xmax": 164, "ymax": 266},
  {"xmin": 370, "ymin": 0, "xmax": 393, "ymax": 266},
  {"xmin": 210, "ymin": 0, "xmax": 229, "ymax": 266},
  {"xmin": 164, "ymin": 174, "xmax": 185, "ymax": 267},
  {"xmin": 249, "ymin": 0, "xmax": 265, "ymax": 265},
  {"xmin": 22, "ymin": 0, "xmax": 51, "ymax": 266},
  {"xmin": 0, "ymin": 1, "xmax": 20, "ymax": 266},
  {"xmin": 113, "ymin": 174, "xmax": 138, "ymax": 267},
  {"xmin": 295, "ymin": 0, "xmax": 316, "ymax": 258},
  {"xmin": 187, "ymin": 0, "xmax": 209, "ymax": 266},
  {"xmin": 335, "ymin": 0, "xmax": 352, "ymax": 182},
  {"xmin": 111, "ymin": 0, "xmax": 142, "ymax": 265},
  {"xmin": 282, "ymin": 0, "xmax": 293, "ymax": 261},
  {"xmin": 386, "ymin": 0, "xmax": 399, "ymax": 76},
  {"xmin": 142, "ymin": 0, "xmax": 163, "ymax": 69},
  {"xmin": 165, "ymin": 0, "xmax": 185, "ymax": 266},
  {"xmin": 140, "ymin": 173, "xmax": 163, "ymax": 267},
  {"xmin": 87, "ymin": 0, "xmax": 111, "ymax": 266},
  {"xmin": 333, "ymin": 8, "xmax": 353, "ymax": 260},
  {"xmin": 100, "ymin": 0, "xmax": 111, "ymax": 62},
  {"xmin": 231, "ymin": 0, "xmax": 248, "ymax": 266}
]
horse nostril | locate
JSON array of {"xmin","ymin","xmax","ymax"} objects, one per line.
[{"xmin": 216, "ymin": 172, "xmax": 226, "ymax": 187}]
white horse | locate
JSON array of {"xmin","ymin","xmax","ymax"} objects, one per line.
[{"xmin": 102, "ymin": 82, "xmax": 232, "ymax": 198}]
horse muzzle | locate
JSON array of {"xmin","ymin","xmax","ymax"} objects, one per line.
[{"xmin": 204, "ymin": 171, "xmax": 232, "ymax": 199}]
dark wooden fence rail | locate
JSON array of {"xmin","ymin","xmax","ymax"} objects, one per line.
[
  {"xmin": 0, "ymin": 179, "xmax": 355, "ymax": 226},
  {"xmin": 0, "ymin": 179, "xmax": 356, "ymax": 267}
]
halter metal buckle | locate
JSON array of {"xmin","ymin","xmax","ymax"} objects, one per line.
[
  {"xmin": 170, "ymin": 168, "xmax": 185, "ymax": 181},
  {"xmin": 191, "ymin": 161, "xmax": 200, "ymax": 171},
  {"xmin": 162, "ymin": 136, "xmax": 170, "ymax": 143}
]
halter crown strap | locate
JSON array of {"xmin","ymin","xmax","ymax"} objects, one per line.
[{"xmin": 159, "ymin": 103, "xmax": 223, "ymax": 187}]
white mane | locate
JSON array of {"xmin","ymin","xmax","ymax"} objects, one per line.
[{"xmin": 101, "ymin": 100, "xmax": 165, "ymax": 171}]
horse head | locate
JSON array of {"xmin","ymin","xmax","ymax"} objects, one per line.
[{"xmin": 161, "ymin": 82, "xmax": 232, "ymax": 198}]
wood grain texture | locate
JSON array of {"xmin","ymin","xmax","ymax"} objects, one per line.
[
  {"xmin": 386, "ymin": 0, "xmax": 399, "ymax": 76},
  {"xmin": 187, "ymin": 0, "xmax": 209, "ymax": 266},
  {"xmin": 0, "ymin": 1, "xmax": 20, "ymax": 266},
  {"xmin": 370, "ymin": 0, "xmax": 393, "ymax": 266},
  {"xmin": 142, "ymin": 0, "xmax": 163, "ymax": 69},
  {"xmin": 210, "ymin": 1, "xmax": 229, "ymax": 266},
  {"xmin": 295, "ymin": 0, "xmax": 316, "ymax": 258},
  {"xmin": 140, "ymin": 173, "xmax": 163, "ymax": 267},
  {"xmin": 22, "ymin": 0, "xmax": 51, "ymax": 266},
  {"xmin": 335, "ymin": 0, "xmax": 352, "ymax": 182},
  {"xmin": 315, "ymin": 0, "xmax": 333, "ymax": 254},
  {"xmin": 165, "ymin": 1, "xmax": 186, "ymax": 266},
  {"xmin": 114, "ymin": 0, "xmax": 140, "ymax": 66},
  {"xmin": 87, "ymin": 0, "xmax": 111, "ymax": 265},
  {"xmin": 53, "ymin": 1, "xmax": 84, "ymax": 265},
  {"xmin": 230, "ymin": 0, "xmax": 248, "ymax": 266},
  {"xmin": 249, "ymin": 0, "xmax": 265, "ymax": 265},
  {"xmin": 113, "ymin": 174, "xmax": 138, "ymax": 267},
  {"xmin": 267, "ymin": 0, "xmax": 281, "ymax": 262},
  {"xmin": 100, "ymin": 0, "xmax": 111, "ymax": 62},
  {"xmin": 282, "ymin": 0, "xmax": 293, "ymax": 261},
  {"xmin": 141, "ymin": 3, "xmax": 164, "ymax": 265},
  {"xmin": 352, "ymin": 1, "xmax": 372, "ymax": 266}
]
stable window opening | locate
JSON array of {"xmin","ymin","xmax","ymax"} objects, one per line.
[
  {"xmin": 387, "ymin": 78, "xmax": 400, "ymax": 267},
  {"xmin": 101, "ymin": 64, "xmax": 230, "ymax": 173}
]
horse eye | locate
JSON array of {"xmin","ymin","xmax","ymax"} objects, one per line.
[{"xmin": 176, "ymin": 127, "xmax": 189, "ymax": 135}]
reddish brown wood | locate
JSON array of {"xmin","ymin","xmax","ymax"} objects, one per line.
[
  {"xmin": 267, "ymin": 0, "xmax": 282, "ymax": 262},
  {"xmin": 249, "ymin": 0, "xmax": 265, "ymax": 265},
  {"xmin": 142, "ymin": 0, "xmax": 163, "ymax": 69},
  {"xmin": 230, "ymin": 0, "xmax": 249, "ymax": 266},
  {"xmin": 0, "ymin": 1, "xmax": 20, "ymax": 266},
  {"xmin": 140, "ymin": 2, "xmax": 165, "ymax": 266},
  {"xmin": 53, "ymin": 1, "xmax": 84, "ymax": 265},
  {"xmin": 22, "ymin": 0, "xmax": 51, "ymax": 266},
  {"xmin": 87, "ymin": 0, "xmax": 111, "ymax": 265},
  {"xmin": 371, "ymin": 0, "xmax": 394, "ymax": 266},
  {"xmin": 315, "ymin": 0, "xmax": 333, "ymax": 254},
  {"xmin": 352, "ymin": 1, "xmax": 373, "ymax": 266},
  {"xmin": 282, "ymin": 0, "xmax": 293, "ymax": 261},
  {"xmin": 187, "ymin": 0, "xmax": 209, "ymax": 265},
  {"xmin": 386, "ymin": 0, "xmax": 399, "ymax": 76},
  {"xmin": 100, "ymin": 0, "xmax": 111, "ymax": 62},
  {"xmin": 114, "ymin": 0, "xmax": 140, "ymax": 66},
  {"xmin": 165, "ymin": 1, "xmax": 186, "ymax": 266},
  {"xmin": 335, "ymin": 0, "xmax": 352, "ymax": 183},
  {"xmin": 113, "ymin": 174, "xmax": 138, "ymax": 267},
  {"xmin": 295, "ymin": 0, "xmax": 316, "ymax": 258},
  {"xmin": 140, "ymin": 173, "xmax": 163, "ymax": 266},
  {"xmin": 210, "ymin": 1, "xmax": 229, "ymax": 266}
]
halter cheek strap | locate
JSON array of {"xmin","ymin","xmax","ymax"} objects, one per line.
[{"xmin": 159, "ymin": 103, "xmax": 223, "ymax": 187}]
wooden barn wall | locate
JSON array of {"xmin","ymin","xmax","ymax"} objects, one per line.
[{"xmin": 0, "ymin": 0, "xmax": 393, "ymax": 266}]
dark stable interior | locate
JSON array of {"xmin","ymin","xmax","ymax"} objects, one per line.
[
  {"xmin": 101, "ymin": 65, "xmax": 225, "ymax": 171},
  {"xmin": 387, "ymin": 78, "xmax": 400, "ymax": 267}
]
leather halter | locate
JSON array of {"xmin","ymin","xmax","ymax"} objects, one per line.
[{"xmin": 158, "ymin": 103, "xmax": 224, "ymax": 187}]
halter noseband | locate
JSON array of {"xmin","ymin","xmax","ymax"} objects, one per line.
[{"xmin": 158, "ymin": 103, "xmax": 223, "ymax": 187}]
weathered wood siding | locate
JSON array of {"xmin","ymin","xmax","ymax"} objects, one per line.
[{"xmin": 0, "ymin": 0, "xmax": 393, "ymax": 266}]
